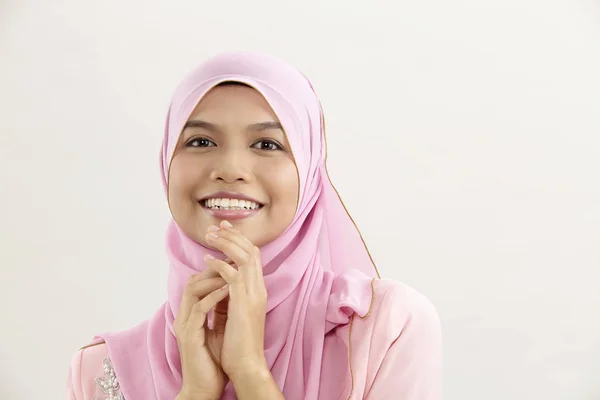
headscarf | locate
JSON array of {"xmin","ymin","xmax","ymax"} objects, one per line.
[{"xmin": 97, "ymin": 51, "xmax": 379, "ymax": 400}]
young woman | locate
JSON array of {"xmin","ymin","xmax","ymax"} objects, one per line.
[{"xmin": 66, "ymin": 51, "xmax": 442, "ymax": 400}]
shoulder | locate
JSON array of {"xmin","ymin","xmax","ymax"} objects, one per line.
[
  {"xmin": 67, "ymin": 341, "xmax": 124, "ymax": 400},
  {"xmin": 342, "ymin": 279, "xmax": 442, "ymax": 398},
  {"xmin": 371, "ymin": 279, "xmax": 439, "ymax": 322},
  {"xmin": 359, "ymin": 278, "xmax": 441, "ymax": 343}
]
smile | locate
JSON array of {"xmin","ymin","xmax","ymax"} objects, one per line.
[
  {"xmin": 199, "ymin": 192, "xmax": 265, "ymax": 220},
  {"xmin": 202, "ymin": 198, "xmax": 262, "ymax": 210}
]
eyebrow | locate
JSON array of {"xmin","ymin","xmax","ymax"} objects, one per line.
[{"xmin": 183, "ymin": 120, "xmax": 284, "ymax": 132}]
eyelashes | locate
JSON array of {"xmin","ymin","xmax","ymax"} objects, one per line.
[
  {"xmin": 185, "ymin": 137, "xmax": 216, "ymax": 148},
  {"xmin": 185, "ymin": 137, "xmax": 285, "ymax": 152},
  {"xmin": 251, "ymin": 139, "xmax": 283, "ymax": 151}
]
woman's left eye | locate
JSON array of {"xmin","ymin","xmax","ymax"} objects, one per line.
[{"xmin": 251, "ymin": 140, "xmax": 283, "ymax": 151}]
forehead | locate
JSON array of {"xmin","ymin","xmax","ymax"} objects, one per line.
[{"xmin": 189, "ymin": 84, "xmax": 278, "ymax": 121}]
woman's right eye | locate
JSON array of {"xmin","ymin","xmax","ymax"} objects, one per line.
[{"xmin": 186, "ymin": 138, "xmax": 216, "ymax": 148}]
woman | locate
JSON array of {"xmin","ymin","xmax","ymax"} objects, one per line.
[{"xmin": 66, "ymin": 51, "xmax": 442, "ymax": 400}]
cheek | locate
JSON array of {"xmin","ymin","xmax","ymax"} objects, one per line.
[
  {"xmin": 268, "ymin": 159, "xmax": 299, "ymax": 211},
  {"xmin": 168, "ymin": 155, "xmax": 204, "ymax": 200}
]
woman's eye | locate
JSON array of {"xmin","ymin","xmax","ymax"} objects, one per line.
[
  {"xmin": 186, "ymin": 138, "xmax": 215, "ymax": 148},
  {"xmin": 252, "ymin": 140, "xmax": 282, "ymax": 151}
]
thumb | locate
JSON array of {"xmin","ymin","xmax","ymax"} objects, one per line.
[
  {"xmin": 224, "ymin": 258, "xmax": 236, "ymax": 267},
  {"xmin": 212, "ymin": 296, "xmax": 229, "ymax": 334}
]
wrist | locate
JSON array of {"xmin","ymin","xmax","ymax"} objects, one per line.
[
  {"xmin": 176, "ymin": 395, "xmax": 218, "ymax": 400},
  {"xmin": 229, "ymin": 363, "xmax": 284, "ymax": 400},
  {"xmin": 176, "ymin": 389, "xmax": 220, "ymax": 400},
  {"xmin": 228, "ymin": 359, "xmax": 270, "ymax": 384}
]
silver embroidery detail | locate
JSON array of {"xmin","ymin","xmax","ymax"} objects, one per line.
[{"xmin": 94, "ymin": 357, "xmax": 125, "ymax": 400}]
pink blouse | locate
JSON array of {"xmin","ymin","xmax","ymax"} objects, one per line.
[{"xmin": 66, "ymin": 279, "xmax": 442, "ymax": 399}]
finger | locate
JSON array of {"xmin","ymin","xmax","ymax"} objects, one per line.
[
  {"xmin": 187, "ymin": 284, "xmax": 230, "ymax": 331},
  {"xmin": 219, "ymin": 222, "xmax": 265, "ymax": 292},
  {"xmin": 218, "ymin": 221, "xmax": 256, "ymax": 255},
  {"xmin": 207, "ymin": 223, "xmax": 265, "ymax": 295},
  {"xmin": 212, "ymin": 296, "xmax": 229, "ymax": 334},
  {"xmin": 176, "ymin": 275, "xmax": 226, "ymax": 325},
  {"xmin": 219, "ymin": 220, "xmax": 254, "ymax": 246},
  {"xmin": 204, "ymin": 255, "xmax": 242, "ymax": 286},
  {"xmin": 186, "ymin": 268, "xmax": 221, "ymax": 284},
  {"xmin": 205, "ymin": 230, "xmax": 254, "ymax": 269}
]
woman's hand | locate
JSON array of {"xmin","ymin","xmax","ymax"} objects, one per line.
[
  {"xmin": 174, "ymin": 268, "xmax": 231, "ymax": 400},
  {"xmin": 204, "ymin": 220, "xmax": 269, "ymax": 382}
]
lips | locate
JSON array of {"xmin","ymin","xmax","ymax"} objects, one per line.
[
  {"xmin": 202, "ymin": 197, "xmax": 262, "ymax": 210},
  {"xmin": 199, "ymin": 191, "xmax": 264, "ymax": 206},
  {"xmin": 198, "ymin": 191, "xmax": 265, "ymax": 220}
]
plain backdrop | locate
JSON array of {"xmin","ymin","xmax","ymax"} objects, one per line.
[{"xmin": 1, "ymin": 0, "xmax": 599, "ymax": 399}]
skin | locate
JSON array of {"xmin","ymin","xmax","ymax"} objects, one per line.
[
  {"xmin": 167, "ymin": 83, "xmax": 299, "ymax": 248},
  {"xmin": 170, "ymin": 84, "xmax": 298, "ymax": 400}
]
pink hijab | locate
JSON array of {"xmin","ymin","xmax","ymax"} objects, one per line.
[{"xmin": 97, "ymin": 51, "xmax": 379, "ymax": 400}]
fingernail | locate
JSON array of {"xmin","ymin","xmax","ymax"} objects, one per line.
[
  {"xmin": 207, "ymin": 225, "xmax": 219, "ymax": 232},
  {"xmin": 204, "ymin": 254, "xmax": 215, "ymax": 260},
  {"xmin": 221, "ymin": 220, "xmax": 233, "ymax": 228},
  {"xmin": 206, "ymin": 232, "xmax": 219, "ymax": 240}
]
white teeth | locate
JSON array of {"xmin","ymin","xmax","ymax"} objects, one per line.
[{"xmin": 203, "ymin": 198, "xmax": 261, "ymax": 210}]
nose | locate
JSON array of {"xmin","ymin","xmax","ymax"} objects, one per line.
[{"xmin": 209, "ymin": 150, "xmax": 253, "ymax": 183}]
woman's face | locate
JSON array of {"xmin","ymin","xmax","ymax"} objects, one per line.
[{"xmin": 167, "ymin": 84, "xmax": 299, "ymax": 248}]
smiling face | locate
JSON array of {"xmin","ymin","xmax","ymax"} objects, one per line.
[{"xmin": 167, "ymin": 83, "xmax": 300, "ymax": 248}]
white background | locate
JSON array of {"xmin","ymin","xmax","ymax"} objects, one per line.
[{"xmin": 1, "ymin": 0, "xmax": 599, "ymax": 399}]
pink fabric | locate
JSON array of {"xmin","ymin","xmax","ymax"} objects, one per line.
[
  {"xmin": 95, "ymin": 51, "xmax": 379, "ymax": 400},
  {"xmin": 68, "ymin": 280, "xmax": 443, "ymax": 400}
]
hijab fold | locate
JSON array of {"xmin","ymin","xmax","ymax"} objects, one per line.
[{"xmin": 97, "ymin": 51, "xmax": 378, "ymax": 400}]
